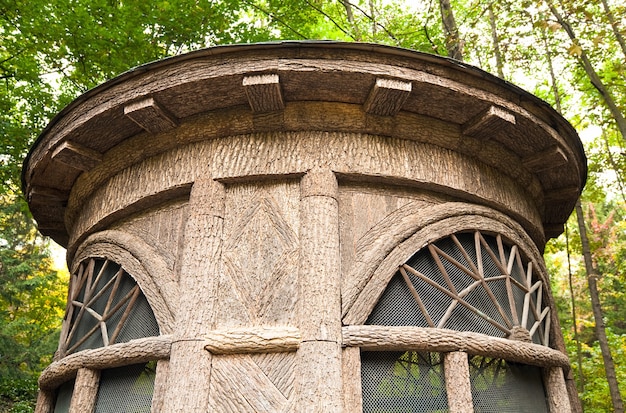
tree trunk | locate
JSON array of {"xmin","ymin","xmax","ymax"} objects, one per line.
[
  {"xmin": 369, "ymin": 0, "xmax": 376, "ymax": 36},
  {"xmin": 575, "ymin": 200, "xmax": 624, "ymax": 413},
  {"xmin": 548, "ymin": 2, "xmax": 626, "ymax": 144},
  {"xmin": 601, "ymin": 129, "xmax": 626, "ymax": 203},
  {"xmin": 542, "ymin": 24, "xmax": 584, "ymax": 411},
  {"xmin": 439, "ymin": 0, "xmax": 463, "ymax": 60},
  {"xmin": 600, "ymin": 0, "xmax": 626, "ymax": 59},
  {"xmin": 565, "ymin": 225, "xmax": 585, "ymax": 400},
  {"xmin": 488, "ymin": 5, "xmax": 504, "ymax": 78},
  {"xmin": 341, "ymin": 0, "xmax": 361, "ymax": 41}
]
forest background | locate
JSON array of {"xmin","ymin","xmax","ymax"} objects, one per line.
[{"xmin": 0, "ymin": 0, "xmax": 625, "ymax": 411}]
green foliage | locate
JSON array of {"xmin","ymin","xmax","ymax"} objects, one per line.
[
  {"xmin": 1, "ymin": 0, "xmax": 626, "ymax": 410},
  {"xmin": 562, "ymin": 328, "xmax": 626, "ymax": 412},
  {"xmin": 0, "ymin": 191, "xmax": 67, "ymax": 411}
]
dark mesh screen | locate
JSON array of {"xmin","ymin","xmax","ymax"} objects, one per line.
[
  {"xmin": 367, "ymin": 232, "xmax": 548, "ymax": 344},
  {"xmin": 366, "ymin": 273, "xmax": 431, "ymax": 326},
  {"xmin": 67, "ymin": 259, "xmax": 159, "ymax": 354},
  {"xmin": 94, "ymin": 361, "xmax": 156, "ymax": 413},
  {"xmin": 361, "ymin": 351, "xmax": 447, "ymax": 413},
  {"xmin": 53, "ymin": 379, "xmax": 74, "ymax": 413},
  {"xmin": 469, "ymin": 356, "xmax": 548, "ymax": 412}
]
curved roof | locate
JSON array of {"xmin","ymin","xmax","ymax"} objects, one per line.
[{"xmin": 22, "ymin": 41, "xmax": 586, "ymax": 247}]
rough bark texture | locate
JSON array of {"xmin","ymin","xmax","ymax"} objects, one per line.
[
  {"xmin": 34, "ymin": 391, "xmax": 55, "ymax": 413},
  {"xmin": 444, "ymin": 352, "xmax": 473, "ymax": 413},
  {"xmin": 25, "ymin": 43, "xmax": 585, "ymax": 412},
  {"xmin": 342, "ymin": 325, "xmax": 570, "ymax": 368},
  {"xmin": 69, "ymin": 369, "xmax": 100, "ymax": 413},
  {"xmin": 294, "ymin": 341, "xmax": 343, "ymax": 413},
  {"xmin": 204, "ymin": 326, "xmax": 301, "ymax": 354},
  {"xmin": 24, "ymin": 44, "xmax": 585, "ymax": 250},
  {"xmin": 38, "ymin": 336, "xmax": 171, "ymax": 390},
  {"xmin": 544, "ymin": 367, "xmax": 572, "ymax": 413},
  {"xmin": 160, "ymin": 178, "xmax": 224, "ymax": 412},
  {"xmin": 296, "ymin": 169, "xmax": 343, "ymax": 411},
  {"xmin": 150, "ymin": 360, "xmax": 169, "ymax": 413},
  {"xmin": 342, "ymin": 346, "xmax": 363, "ymax": 413}
]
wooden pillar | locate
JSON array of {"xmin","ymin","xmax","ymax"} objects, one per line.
[
  {"xmin": 161, "ymin": 178, "xmax": 225, "ymax": 412},
  {"xmin": 150, "ymin": 360, "xmax": 169, "ymax": 413},
  {"xmin": 34, "ymin": 390, "xmax": 55, "ymax": 413},
  {"xmin": 69, "ymin": 368, "xmax": 100, "ymax": 413},
  {"xmin": 296, "ymin": 168, "xmax": 342, "ymax": 412},
  {"xmin": 444, "ymin": 351, "xmax": 474, "ymax": 413},
  {"xmin": 544, "ymin": 366, "xmax": 572, "ymax": 413},
  {"xmin": 342, "ymin": 347, "xmax": 363, "ymax": 412}
]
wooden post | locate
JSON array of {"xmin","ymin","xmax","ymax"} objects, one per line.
[
  {"xmin": 34, "ymin": 390, "xmax": 55, "ymax": 413},
  {"xmin": 69, "ymin": 368, "xmax": 100, "ymax": 413},
  {"xmin": 161, "ymin": 178, "xmax": 225, "ymax": 412},
  {"xmin": 544, "ymin": 367, "xmax": 572, "ymax": 413},
  {"xmin": 150, "ymin": 360, "xmax": 169, "ymax": 413},
  {"xmin": 342, "ymin": 347, "xmax": 363, "ymax": 413},
  {"xmin": 444, "ymin": 352, "xmax": 474, "ymax": 412},
  {"xmin": 296, "ymin": 168, "xmax": 342, "ymax": 412}
]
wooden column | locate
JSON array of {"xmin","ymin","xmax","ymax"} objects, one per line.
[
  {"xmin": 34, "ymin": 390, "xmax": 55, "ymax": 413},
  {"xmin": 544, "ymin": 367, "xmax": 572, "ymax": 413},
  {"xmin": 69, "ymin": 368, "xmax": 100, "ymax": 413},
  {"xmin": 296, "ymin": 168, "xmax": 342, "ymax": 412},
  {"xmin": 342, "ymin": 347, "xmax": 363, "ymax": 412},
  {"xmin": 161, "ymin": 178, "xmax": 225, "ymax": 412},
  {"xmin": 150, "ymin": 360, "xmax": 169, "ymax": 413},
  {"xmin": 444, "ymin": 352, "xmax": 473, "ymax": 413}
]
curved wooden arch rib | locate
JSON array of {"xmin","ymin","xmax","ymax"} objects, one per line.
[
  {"xmin": 342, "ymin": 326, "xmax": 570, "ymax": 369},
  {"xmin": 72, "ymin": 230, "xmax": 179, "ymax": 334},
  {"xmin": 38, "ymin": 335, "xmax": 172, "ymax": 390},
  {"xmin": 342, "ymin": 203, "xmax": 549, "ymax": 325}
]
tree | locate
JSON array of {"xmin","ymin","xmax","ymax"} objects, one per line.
[{"xmin": 575, "ymin": 200, "xmax": 624, "ymax": 413}]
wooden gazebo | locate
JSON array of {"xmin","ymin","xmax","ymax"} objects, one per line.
[{"xmin": 23, "ymin": 42, "xmax": 586, "ymax": 412}]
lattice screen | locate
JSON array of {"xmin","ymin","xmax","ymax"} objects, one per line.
[
  {"xmin": 469, "ymin": 356, "xmax": 548, "ymax": 412},
  {"xmin": 366, "ymin": 231, "xmax": 550, "ymax": 345},
  {"xmin": 53, "ymin": 379, "xmax": 74, "ymax": 413},
  {"xmin": 361, "ymin": 351, "xmax": 447, "ymax": 413},
  {"xmin": 60, "ymin": 258, "xmax": 159, "ymax": 355},
  {"xmin": 94, "ymin": 361, "xmax": 156, "ymax": 413}
]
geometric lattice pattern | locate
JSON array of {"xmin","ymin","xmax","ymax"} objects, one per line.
[
  {"xmin": 60, "ymin": 258, "xmax": 159, "ymax": 355},
  {"xmin": 361, "ymin": 351, "xmax": 447, "ymax": 413},
  {"xmin": 367, "ymin": 231, "xmax": 551, "ymax": 345},
  {"xmin": 469, "ymin": 356, "xmax": 549, "ymax": 412}
]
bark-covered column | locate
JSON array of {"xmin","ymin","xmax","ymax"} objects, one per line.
[
  {"xmin": 296, "ymin": 167, "xmax": 342, "ymax": 412},
  {"xmin": 444, "ymin": 351, "xmax": 473, "ymax": 412},
  {"xmin": 69, "ymin": 368, "xmax": 100, "ymax": 413},
  {"xmin": 544, "ymin": 367, "xmax": 572, "ymax": 413},
  {"xmin": 161, "ymin": 178, "xmax": 225, "ymax": 412}
]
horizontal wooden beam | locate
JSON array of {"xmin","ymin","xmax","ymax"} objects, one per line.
[
  {"xmin": 243, "ymin": 74, "xmax": 284, "ymax": 113},
  {"xmin": 204, "ymin": 326, "xmax": 301, "ymax": 354},
  {"xmin": 124, "ymin": 97, "xmax": 178, "ymax": 134},
  {"xmin": 523, "ymin": 146, "xmax": 568, "ymax": 172},
  {"xmin": 342, "ymin": 325, "xmax": 570, "ymax": 368},
  {"xmin": 364, "ymin": 78, "xmax": 411, "ymax": 116},
  {"xmin": 38, "ymin": 335, "xmax": 172, "ymax": 390},
  {"xmin": 51, "ymin": 141, "xmax": 102, "ymax": 172},
  {"xmin": 462, "ymin": 105, "xmax": 516, "ymax": 138}
]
